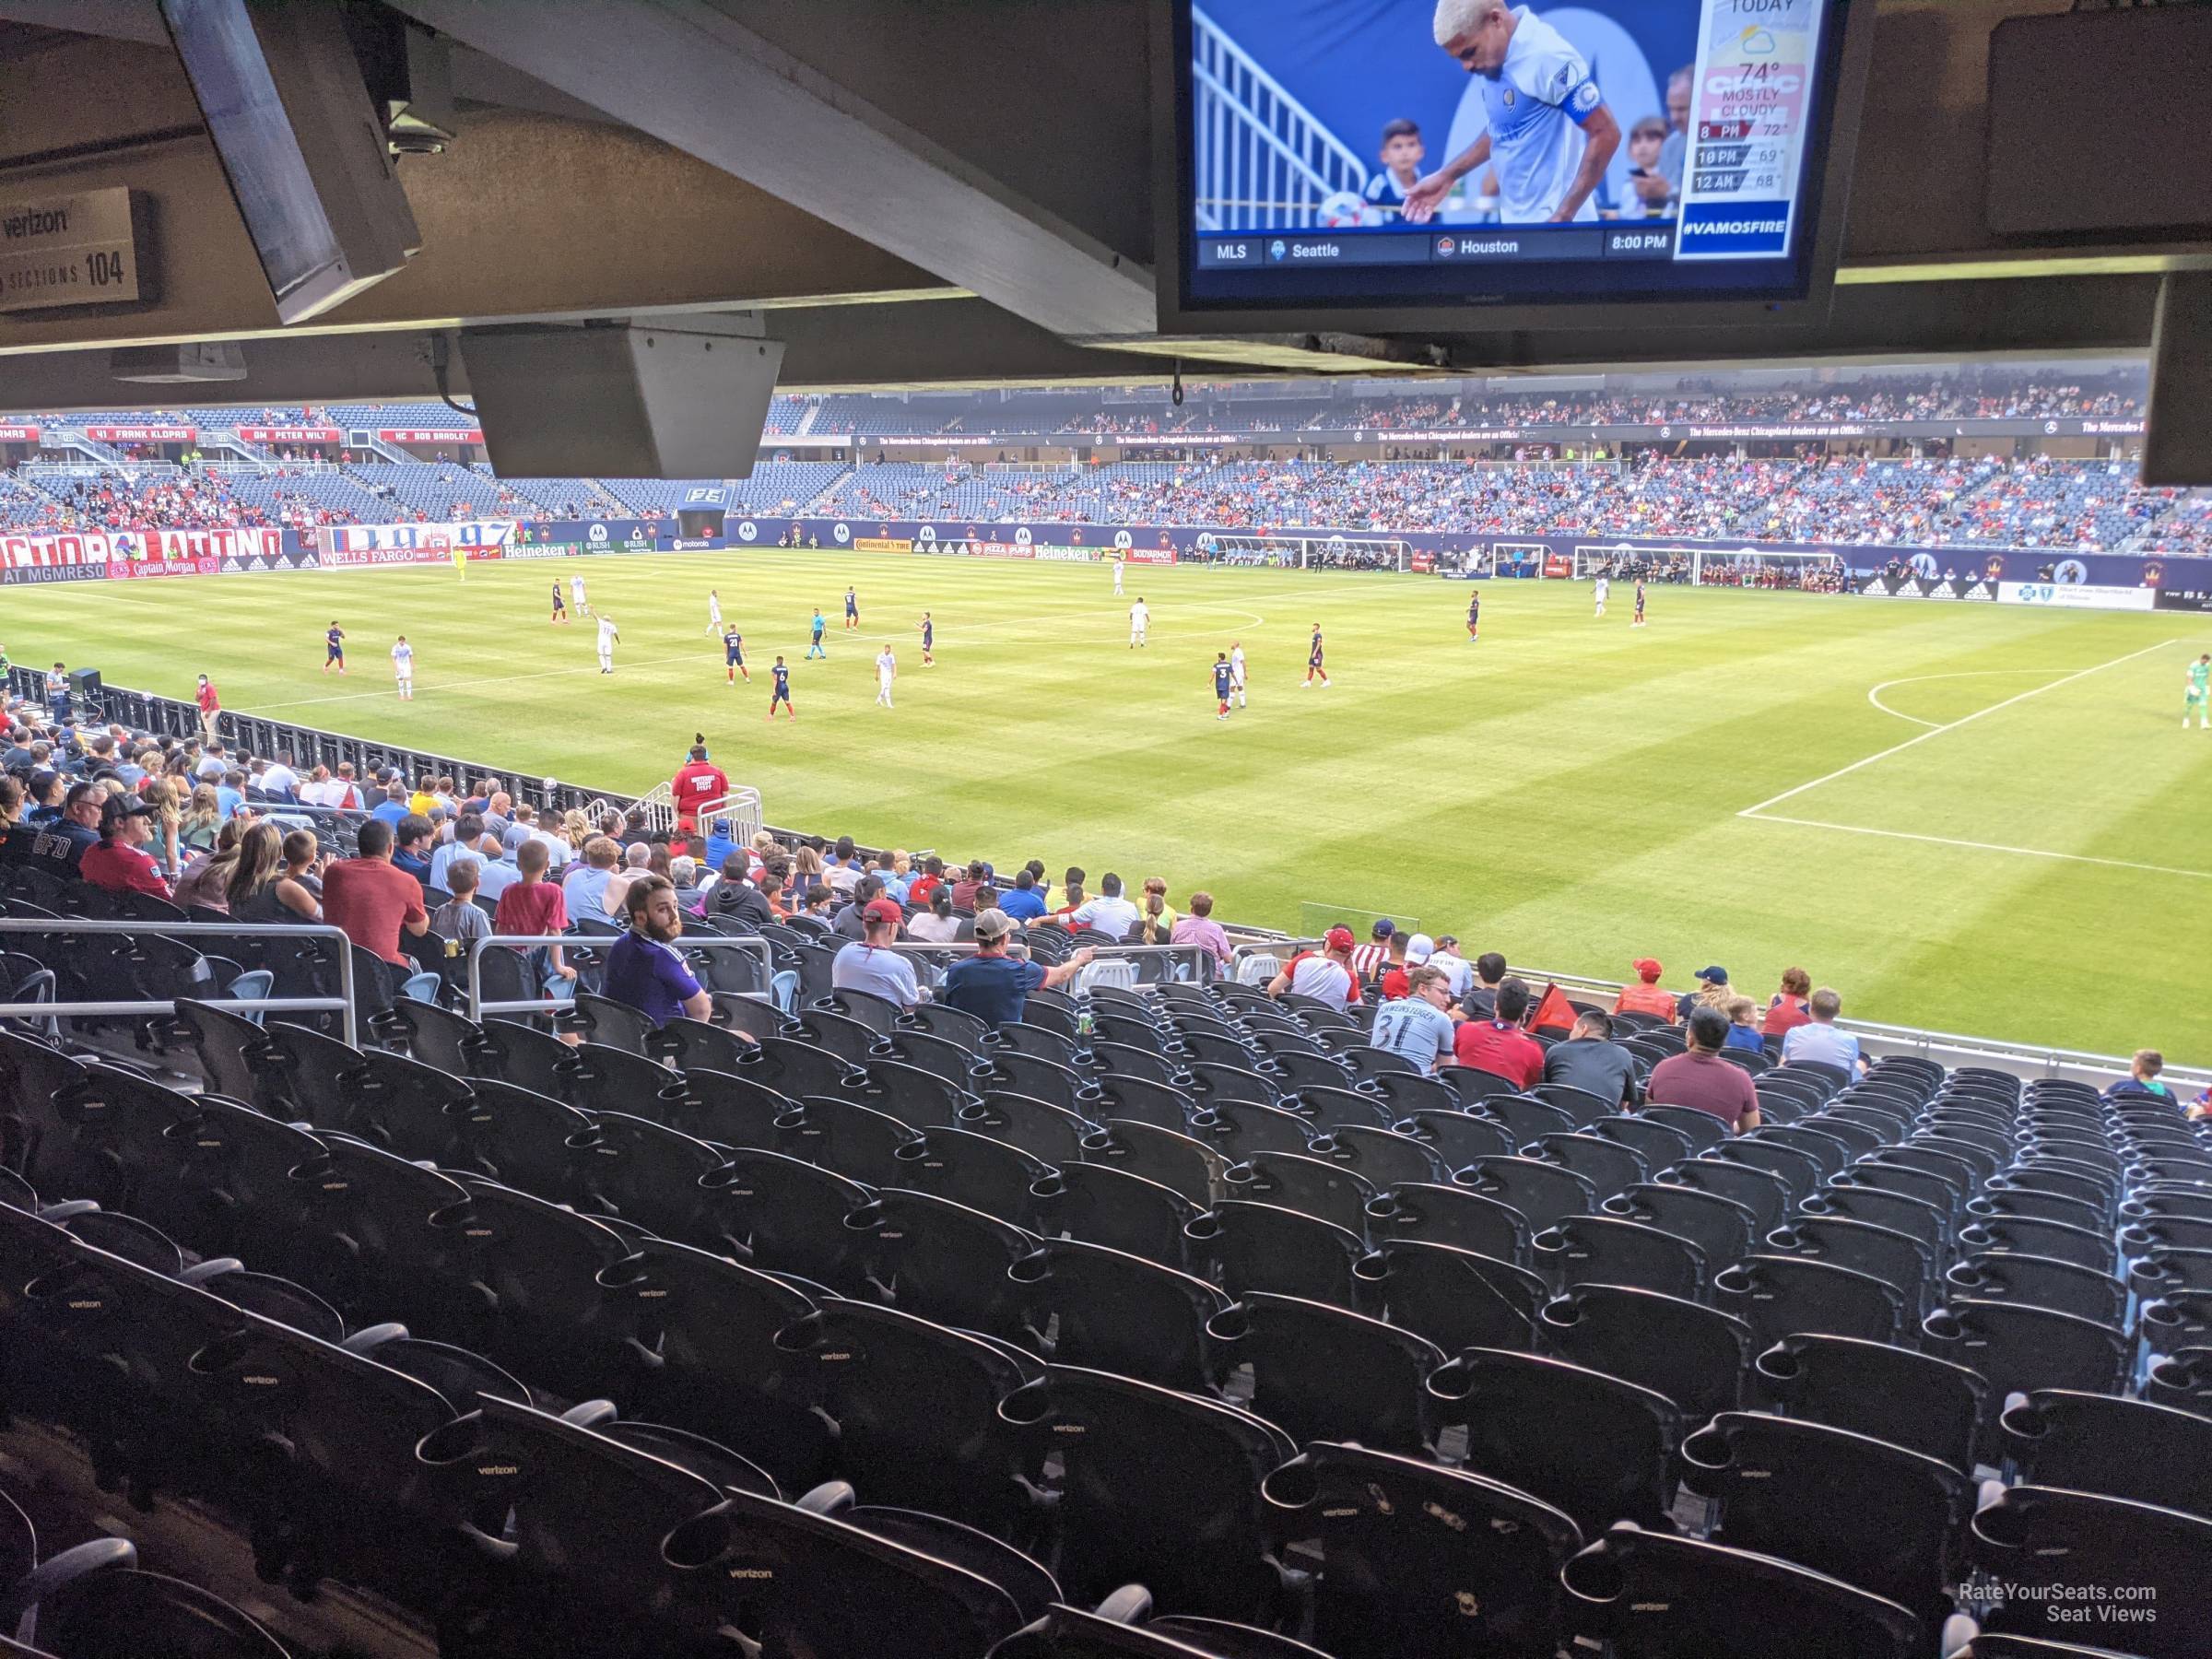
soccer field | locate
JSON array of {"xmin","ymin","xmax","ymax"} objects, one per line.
[{"xmin": 9, "ymin": 549, "xmax": 2206, "ymax": 1059}]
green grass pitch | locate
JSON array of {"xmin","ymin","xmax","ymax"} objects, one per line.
[{"xmin": 9, "ymin": 547, "xmax": 2206, "ymax": 1060}]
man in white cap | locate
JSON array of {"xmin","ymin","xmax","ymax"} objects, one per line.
[
  {"xmin": 1268, "ymin": 924, "xmax": 1361, "ymax": 1012},
  {"xmin": 940, "ymin": 908, "xmax": 1096, "ymax": 1028}
]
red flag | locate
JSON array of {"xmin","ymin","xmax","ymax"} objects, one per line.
[{"xmin": 1530, "ymin": 981, "xmax": 1579, "ymax": 1032}]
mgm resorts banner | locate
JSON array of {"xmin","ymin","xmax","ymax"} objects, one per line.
[{"xmin": 1, "ymin": 525, "xmax": 295, "ymax": 584}]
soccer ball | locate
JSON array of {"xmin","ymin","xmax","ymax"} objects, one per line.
[{"xmin": 1317, "ymin": 190, "xmax": 1368, "ymax": 229}]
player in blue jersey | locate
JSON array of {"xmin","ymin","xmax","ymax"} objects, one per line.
[
  {"xmin": 844, "ymin": 586, "xmax": 860, "ymax": 630},
  {"xmin": 323, "ymin": 622, "xmax": 347, "ymax": 675},
  {"xmin": 724, "ymin": 627, "xmax": 748, "ymax": 685},
  {"xmin": 1466, "ymin": 590, "xmax": 1480, "ymax": 642},
  {"xmin": 1304, "ymin": 624, "xmax": 1331, "ymax": 688},
  {"xmin": 549, "ymin": 582, "xmax": 568, "ymax": 624},
  {"xmin": 1213, "ymin": 652, "xmax": 1235, "ymax": 721},
  {"xmin": 806, "ymin": 609, "xmax": 828, "ymax": 659},
  {"xmin": 1403, "ymin": 0, "xmax": 1620, "ymax": 228},
  {"xmin": 768, "ymin": 656, "xmax": 794, "ymax": 720},
  {"xmin": 1632, "ymin": 580, "xmax": 1648, "ymax": 628},
  {"xmin": 919, "ymin": 612, "xmax": 935, "ymax": 666}
]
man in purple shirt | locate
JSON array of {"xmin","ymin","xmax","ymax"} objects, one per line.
[
  {"xmin": 1168, "ymin": 888, "xmax": 1232, "ymax": 971},
  {"xmin": 605, "ymin": 874, "xmax": 712, "ymax": 1027}
]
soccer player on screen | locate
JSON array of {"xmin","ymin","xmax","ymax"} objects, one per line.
[
  {"xmin": 1305, "ymin": 625, "xmax": 1331, "ymax": 688},
  {"xmin": 1363, "ymin": 119, "xmax": 1427, "ymax": 220},
  {"xmin": 2188, "ymin": 653, "xmax": 2210, "ymax": 729},
  {"xmin": 1402, "ymin": 0, "xmax": 1620, "ymax": 227}
]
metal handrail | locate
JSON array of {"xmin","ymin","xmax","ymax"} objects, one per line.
[
  {"xmin": 868, "ymin": 939, "xmax": 1218, "ymax": 990},
  {"xmin": 465, "ymin": 930, "xmax": 774, "ymax": 1019},
  {"xmin": 0, "ymin": 917, "xmax": 358, "ymax": 1046}
]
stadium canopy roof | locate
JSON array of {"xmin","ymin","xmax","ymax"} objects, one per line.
[{"xmin": 0, "ymin": 0, "xmax": 2201, "ymax": 415}]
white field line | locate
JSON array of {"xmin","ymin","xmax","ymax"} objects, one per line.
[
  {"xmin": 1747, "ymin": 816, "xmax": 2212, "ymax": 881},
  {"xmin": 1865, "ymin": 667, "xmax": 2073, "ymax": 730},
  {"xmin": 1739, "ymin": 639, "xmax": 2178, "ymax": 818}
]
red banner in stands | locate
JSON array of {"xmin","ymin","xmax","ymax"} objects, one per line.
[
  {"xmin": 110, "ymin": 556, "xmax": 218, "ymax": 580},
  {"xmin": 376, "ymin": 428, "xmax": 483, "ymax": 445},
  {"xmin": 237, "ymin": 426, "xmax": 342, "ymax": 443},
  {"xmin": 107, "ymin": 527, "xmax": 284, "ymax": 573},
  {"xmin": 83, "ymin": 425, "xmax": 194, "ymax": 442},
  {"xmin": 1, "ymin": 529, "xmax": 113, "ymax": 582},
  {"xmin": 0, "ymin": 424, "xmax": 40, "ymax": 442}
]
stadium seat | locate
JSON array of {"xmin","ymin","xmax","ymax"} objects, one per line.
[
  {"xmin": 1941, "ymin": 1252, "xmax": 2126, "ymax": 1326},
  {"xmin": 1209, "ymin": 1291, "xmax": 1445, "ymax": 1454},
  {"xmin": 1355, "ymin": 1235, "xmax": 1547, "ymax": 1352},
  {"xmin": 1541, "ymin": 1282, "xmax": 1751, "ymax": 1425},
  {"xmin": 1369, "ymin": 1179, "xmax": 1533, "ymax": 1265},
  {"xmin": 1921, "ymin": 1300, "xmax": 2131, "ymax": 1432},
  {"xmin": 1531, "ymin": 1213, "xmax": 1710, "ymax": 1301},
  {"xmin": 1767, "ymin": 1214, "xmax": 1936, "ymax": 1312},
  {"xmin": 1081, "ymin": 1117, "xmax": 1224, "ymax": 1208},
  {"xmin": 858, "ymin": 1187, "xmax": 1038, "ymax": 1341},
  {"xmin": 1965, "ymin": 1485, "xmax": 2211, "ymax": 1659},
  {"xmin": 1455, "ymin": 1155, "xmax": 1597, "ymax": 1234},
  {"xmin": 1221, "ymin": 1149, "xmax": 1377, "ymax": 1235},
  {"xmin": 1186, "ymin": 1198, "xmax": 1368, "ymax": 1308},
  {"xmin": 1603, "ymin": 1181, "xmax": 1759, "ymax": 1267}
]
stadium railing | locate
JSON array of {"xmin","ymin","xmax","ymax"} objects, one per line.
[
  {"xmin": 876, "ymin": 940, "xmax": 1219, "ymax": 990},
  {"xmin": 0, "ymin": 917, "xmax": 359, "ymax": 1046},
  {"xmin": 465, "ymin": 931, "xmax": 774, "ymax": 1021}
]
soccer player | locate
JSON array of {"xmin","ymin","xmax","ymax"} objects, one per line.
[
  {"xmin": 1305, "ymin": 624, "xmax": 1330, "ymax": 688},
  {"xmin": 724, "ymin": 627, "xmax": 749, "ymax": 684},
  {"xmin": 1594, "ymin": 573, "xmax": 1609, "ymax": 617},
  {"xmin": 1401, "ymin": 0, "xmax": 1620, "ymax": 228},
  {"xmin": 1212, "ymin": 652, "xmax": 1234, "ymax": 721},
  {"xmin": 323, "ymin": 622, "xmax": 347, "ymax": 675},
  {"xmin": 1230, "ymin": 641, "xmax": 1248, "ymax": 709},
  {"xmin": 807, "ymin": 608, "xmax": 829, "ymax": 659},
  {"xmin": 920, "ymin": 611, "xmax": 935, "ymax": 666},
  {"xmin": 596, "ymin": 613, "xmax": 620, "ymax": 674},
  {"xmin": 1112, "ymin": 556, "xmax": 1124, "ymax": 597},
  {"xmin": 844, "ymin": 586, "xmax": 860, "ymax": 630},
  {"xmin": 1129, "ymin": 596, "xmax": 1149, "ymax": 649},
  {"xmin": 768, "ymin": 655, "xmax": 794, "ymax": 720},
  {"xmin": 2189, "ymin": 653, "xmax": 2210, "ymax": 729},
  {"xmin": 706, "ymin": 587, "xmax": 724, "ymax": 636},
  {"xmin": 448, "ymin": 539, "xmax": 468, "ymax": 581},
  {"xmin": 1466, "ymin": 591, "xmax": 1481, "ymax": 642},
  {"xmin": 1632, "ymin": 580, "xmax": 1648, "ymax": 628},
  {"xmin": 391, "ymin": 635, "xmax": 415, "ymax": 700},
  {"xmin": 571, "ymin": 573, "xmax": 590, "ymax": 617},
  {"xmin": 550, "ymin": 581, "xmax": 569, "ymax": 624},
  {"xmin": 875, "ymin": 643, "xmax": 897, "ymax": 709}
]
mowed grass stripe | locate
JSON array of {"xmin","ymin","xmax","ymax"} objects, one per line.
[{"xmin": 6, "ymin": 552, "xmax": 2206, "ymax": 1056}]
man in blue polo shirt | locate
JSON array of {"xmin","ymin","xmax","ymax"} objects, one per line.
[
  {"xmin": 997, "ymin": 866, "xmax": 1049, "ymax": 922},
  {"xmin": 939, "ymin": 908, "xmax": 1096, "ymax": 1029}
]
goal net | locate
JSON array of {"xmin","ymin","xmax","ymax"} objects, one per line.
[
  {"xmin": 1691, "ymin": 547, "xmax": 1845, "ymax": 592},
  {"xmin": 1200, "ymin": 535, "xmax": 1410, "ymax": 571}
]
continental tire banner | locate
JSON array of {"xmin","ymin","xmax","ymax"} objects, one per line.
[{"xmin": 853, "ymin": 537, "xmax": 912, "ymax": 553}]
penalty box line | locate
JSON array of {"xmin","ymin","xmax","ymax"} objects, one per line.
[{"xmin": 1736, "ymin": 638, "xmax": 2204, "ymax": 877}]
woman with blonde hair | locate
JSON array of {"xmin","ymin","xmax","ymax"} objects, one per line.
[
  {"xmin": 792, "ymin": 842, "xmax": 826, "ymax": 897},
  {"xmin": 561, "ymin": 807, "xmax": 591, "ymax": 851},
  {"xmin": 172, "ymin": 817, "xmax": 247, "ymax": 912},
  {"xmin": 179, "ymin": 782, "xmax": 225, "ymax": 853},
  {"xmin": 226, "ymin": 820, "xmax": 321, "ymax": 923},
  {"xmin": 1138, "ymin": 876, "xmax": 1179, "ymax": 945},
  {"xmin": 136, "ymin": 774, "xmax": 182, "ymax": 876}
]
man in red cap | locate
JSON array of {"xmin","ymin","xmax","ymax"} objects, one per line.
[
  {"xmin": 831, "ymin": 894, "xmax": 924, "ymax": 1008},
  {"xmin": 1613, "ymin": 958, "xmax": 1678, "ymax": 1021},
  {"xmin": 1268, "ymin": 924, "xmax": 1362, "ymax": 1012}
]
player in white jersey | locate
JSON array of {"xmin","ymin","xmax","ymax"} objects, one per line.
[
  {"xmin": 391, "ymin": 635, "xmax": 415, "ymax": 700},
  {"xmin": 706, "ymin": 588, "xmax": 723, "ymax": 635},
  {"xmin": 1229, "ymin": 642, "xmax": 1248, "ymax": 709},
  {"xmin": 1129, "ymin": 597, "xmax": 1149, "ymax": 649},
  {"xmin": 1402, "ymin": 2, "xmax": 1619, "ymax": 227},
  {"xmin": 1112, "ymin": 557, "xmax": 1124, "ymax": 596},
  {"xmin": 1593, "ymin": 574, "xmax": 1609, "ymax": 617},
  {"xmin": 571, "ymin": 573, "xmax": 590, "ymax": 616},
  {"xmin": 596, "ymin": 614, "xmax": 619, "ymax": 673},
  {"xmin": 875, "ymin": 645, "xmax": 897, "ymax": 708}
]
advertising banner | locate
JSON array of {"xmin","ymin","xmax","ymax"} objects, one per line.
[
  {"xmin": 326, "ymin": 520, "xmax": 517, "ymax": 554},
  {"xmin": 1997, "ymin": 582, "xmax": 2157, "ymax": 612},
  {"xmin": 0, "ymin": 424, "xmax": 40, "ymax": 442},
  {"xmin": 576, "ymin": 519, "xmax": 663, "ymax": 554},
  {"xmin": 1035, "ymin": 545, "xmax": 1099, "ymax": 562},
  {"xmin": 974, "ymin": 540, "xmax": 1035, "ymax": 559},
  {"xmin": 112, "ymin": 526, "xmax": 285, "ymax": 566},
  {"xmin": 2, "ymin": 528, "xmax": 112, "ymax": 571},
  {"xmin": 853, "ymin": 537, "xmax": 912, "ymax": 553},
  {"xmin": 321, "ymin": 543, "xmax": 456, "ymax": 570},
  {"xmin": 499, "ymin": 541, "xmax": 582, "ymax": 560},
  {"xmin": 1125, "ymin": 548, "xmax": 1178, "ymax": 565},
  {"xmin": 110, "ymin": 556, "xmax": 218, "ymax": 580}
]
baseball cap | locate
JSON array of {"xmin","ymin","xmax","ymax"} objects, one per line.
[
  {"xmin": 1324, "ymin": 925, "xmax": 1356, "ymax": 951},
  {"xmin": 862, "ymin": 897, "xmax": 904, "ymax": 927},
  {"xmin": 100, "ymin": 796, "xmax": 156, "ymax": 832},
  {"xmin": 1405, "ymin": 934, "xmax": 1435, "ymax": 966},
  {"xmin": 1695, "ymin": 965, "xmax": 1729, "ymax": 984},
  {"xmin": 1631, "ymin": 958, "xmax": 1664, "ymax": 982},
  {"xmin": 972, "ymin": 907, "xmax": 1016, "ymax": 941},
  {"xmin": 1371, "ymin": 918, "xmax": 1395, "ymax": 940}
]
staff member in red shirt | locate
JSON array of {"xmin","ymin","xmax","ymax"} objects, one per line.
[
  {"xmin": 1452, "ymin": 976, "xmax": 1544, "ymax": 1088},
  {"xmin": 670, "ymin": 738, "xmax": 728, "ymax": 839},
  {"xmin": 194, "ymin": 674, "xmax": 221, "ymax": 743},
  {"xmin": 80, "ymin": 795, "xmax": 172, "ymax": 899}
]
